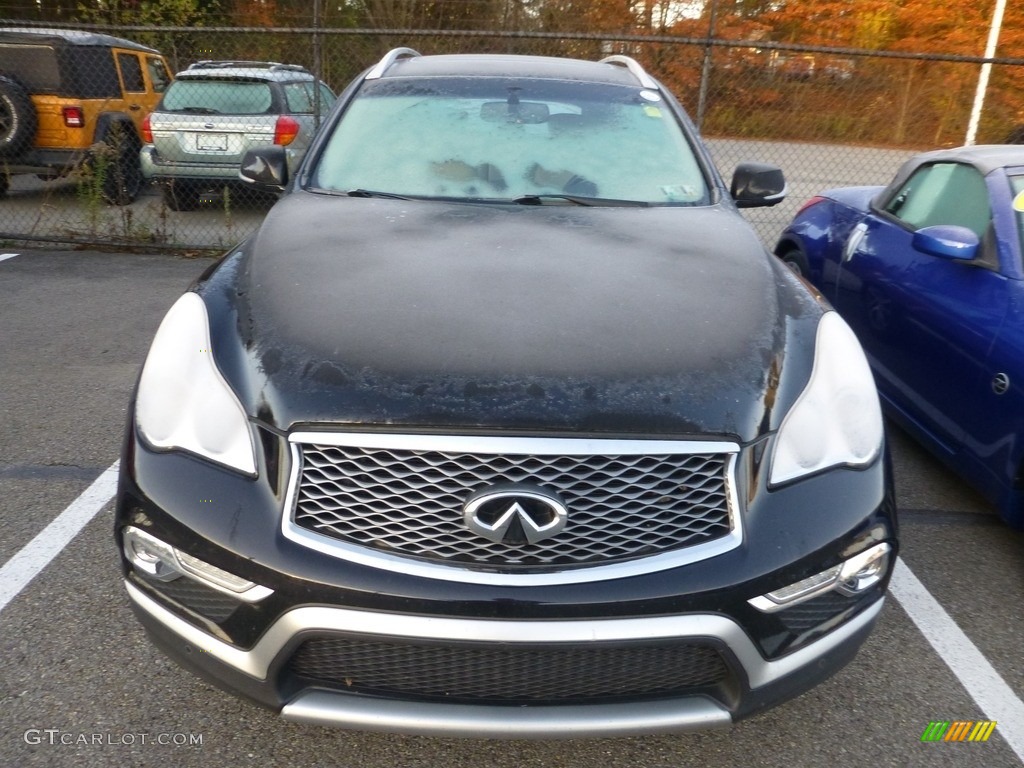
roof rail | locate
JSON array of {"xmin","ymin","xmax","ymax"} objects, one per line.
[
  {"xmin": 598, "ymin": 55, "xmax": 658, "ymax": 89},
  {"xmin": 187, "ymin": 60, "xmax": 311, "ymax": 74},
  {"xmin": 365, "ymin": 48, "xmax": 422, "ymax": 80}
]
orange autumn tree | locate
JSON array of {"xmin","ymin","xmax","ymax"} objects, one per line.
[
  {"xmin": 758, "ymin": 0, "xmax": 1024, "ymax": 144},
  {"xmin": 888, "ymin": 0, "xmax": 1024, "ymax": 143}
]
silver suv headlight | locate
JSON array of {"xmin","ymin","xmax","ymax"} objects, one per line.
[
  {"xmin": 770, "ymin": 311, "xmax": 883, "ymax": 485},
  {"xmin": 135, "ymin": 292, "xmax": 256, "ymax": 475}
]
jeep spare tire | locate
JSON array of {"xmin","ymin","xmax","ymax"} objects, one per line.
[{"xmin": 0, "ymin": 76, "xmax": 37, "ymax": 159}]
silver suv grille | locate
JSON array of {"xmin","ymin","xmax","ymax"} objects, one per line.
[{"xmin": 284, "ymin": 433, "xmax": 740, "ymax": 582}]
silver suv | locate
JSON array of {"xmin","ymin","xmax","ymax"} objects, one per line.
[{"xmin": 140, "ymin": 60, "xmax": 334, "ymax": 210}]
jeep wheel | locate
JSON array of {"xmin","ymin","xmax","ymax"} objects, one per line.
[
  {"xmin": 160, "ymin": 180, "xmax": 202, "ymax": 211},
  {"xmin": 0, "ymin": 76, "xmax": 37, "ymax": 159},
  {"xmin": 100, "ymin": 124, "xmax": 143, "ymax": 205}
]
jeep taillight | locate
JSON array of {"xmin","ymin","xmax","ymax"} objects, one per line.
[
  {"xmin": 62, "ymin": 106, "xmax": 84, "ymax": 128},
  {"xmin": 142, "ymin": 113, "xmax": 153, "ymax": 143},
  {"xmin": 273, "ymin": 115, "xmax": 300, "ymax": 146}
]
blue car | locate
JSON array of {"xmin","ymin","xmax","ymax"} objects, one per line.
[{"xmin": 775, "ymin": 145, "xmax": 1024, "ymax": 529}]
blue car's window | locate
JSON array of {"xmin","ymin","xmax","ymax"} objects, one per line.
[
  {"xmin": 1010, "ymin": 175, "xmax": 1024, "ymax": 259},
  {"xmin": 884, "ymin": 162, "xmax": 990, "ymax": 237},
  {"xmin": 311, "ymin": 78, "xmax": 710, "ymax": 205}
]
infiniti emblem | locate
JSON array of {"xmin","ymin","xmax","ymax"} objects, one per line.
[{"xmin": 462, "ymin": 484, "xmax": 569, "ymax": 545}]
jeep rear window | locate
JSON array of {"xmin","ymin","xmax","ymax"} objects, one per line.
[
  {"xmin": 64, "ymin": 47, "xmax": 122, "ymax": 98},
  {"xmin": 312, "ymin": 77, "xmax": 710, "ymax": 205},
  {"xmin": 161, "ymin": 79, "xmax": 274, "ymax": 114},
  {"xmin": 0, "ymin": 44, "xmax": 61, "ymax": 91}
]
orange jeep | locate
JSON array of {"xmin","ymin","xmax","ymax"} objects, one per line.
[{"xmin": 0, "ymin": 27, "xmax": 172, "ymax": 204}]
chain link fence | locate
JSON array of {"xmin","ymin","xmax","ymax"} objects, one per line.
[{"xmin": 1, "ymin": 21, "xmax": 1022, "ymax": 251}]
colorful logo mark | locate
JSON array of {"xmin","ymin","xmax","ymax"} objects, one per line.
[{"xmin": 921, "ymin": 721, "xmax": 997, "ymax": 742}]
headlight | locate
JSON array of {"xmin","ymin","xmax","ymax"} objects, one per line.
[
  {"xmin": 770, "ymin": 311, "xmax": 882, "ymax": 485},
  {"xmin": 135, "ymin": 292, "xmax": 257, "ymax": 475}
]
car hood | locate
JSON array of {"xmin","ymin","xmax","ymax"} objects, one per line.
[{"xmin": 204, "ymin": 193, "xmax": 823, "ymax": 442}]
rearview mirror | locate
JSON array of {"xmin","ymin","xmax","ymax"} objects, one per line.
[{"xmin": 481, "ymin": 101, "xmax": 550, "ymax": 124}]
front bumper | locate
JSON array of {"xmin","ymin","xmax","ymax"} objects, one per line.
[
  {"xmin": 116, "ymin": 421, "xmax": 897, "ymax": 737},
  {"xmin": 125, "ymin": 579, "xmax": 884, "ymax": 738}
]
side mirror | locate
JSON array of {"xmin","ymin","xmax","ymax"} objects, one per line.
[
  {"xmin": 731, "ymin": 162, "xmax": 786, "ymax": 208},
  {"xmin": 239, "ymin": 146, "xmax": 289, "ymax": 191},
  {"xmin": 912, "ymin": 225, "xmax": 979, "ymax": 261}
]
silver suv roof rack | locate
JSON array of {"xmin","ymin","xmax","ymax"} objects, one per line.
[
  {"xmin": 365, "ymin": 48, "xmax": 423, "ymax": 80},
  {"xmin": 187, "ymin": 60, "xmax": 310, "ymax": 74},
  {"xmin": 598, "ymin": 55, "xmax": 658, "ymax": 89}
]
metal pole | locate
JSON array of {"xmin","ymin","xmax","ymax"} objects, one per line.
[
  {"xmin": 965, "ymin": 0, "xmax": 1006, "ymax": 145},
  {"xmin": 313, "ymin": 0, "xmax": 323, "ymax": 130},
  {"xmin": 696, "ymin": 0, "xmax": 718, "ymax": 131}
]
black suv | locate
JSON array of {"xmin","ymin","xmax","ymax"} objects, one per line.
[
  {"xmin": 0, "ymin": 27, "xmax": 171, "ymax": 203},
  {"xmin": 116, "ymin": 49, "xmax": 897, "ymax": 737}
]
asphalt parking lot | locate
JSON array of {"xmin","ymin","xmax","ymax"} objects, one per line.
[{"xmin": 1, "ymin": 248, "xmax": 1023, "ymax": 767}]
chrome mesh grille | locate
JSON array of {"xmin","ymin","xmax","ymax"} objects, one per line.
[{"xmin": 290, "ymin": 438, "xmax": 735, "ymax": 569}]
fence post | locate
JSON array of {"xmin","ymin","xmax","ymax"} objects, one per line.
[
  {"xmin": 696, "ymin": 0, "xmax": 718, "ymax": 131},
  {"xmin": 313, "ymin": 0, "xmax": 323, "ymax": 130}
]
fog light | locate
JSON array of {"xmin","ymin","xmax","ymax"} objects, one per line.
[
  {"xmin": 749, "ymin": 542, "xmax": 891, "ymax": 613},
  {"xmin": 122, "ymin": 526, "xmax": 272, "ymax": 602},
  {"xmin": 836, "ymin": 542, "xmax": 891, "ymax": 595},
  {"xmin": 123, "ymin": 527, "xmax": 182, "ymax": 582}
]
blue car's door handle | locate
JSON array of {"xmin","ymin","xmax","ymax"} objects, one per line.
[{"xmin": 843, "ymin": 222, "xmax": 869, "ymax": 262}]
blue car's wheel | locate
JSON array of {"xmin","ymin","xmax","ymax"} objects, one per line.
[{"xmin": 779, "ymin": 248, "xmax": 809, "ymax": 278}]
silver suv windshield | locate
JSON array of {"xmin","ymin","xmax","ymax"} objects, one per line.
[{"xmin": 311, "ymin": 77, "xmax": 711, "ymax": 205}]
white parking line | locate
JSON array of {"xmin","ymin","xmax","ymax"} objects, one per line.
[
  {"xmin": 0, "ymin": 465, "xmax": 1021, "ymax": 758},
  {"xmin": 0, "ymin": 461, "xmax": 119, "ymax": 614},
  {"xmin": 0, "ymin": 253, "xmax": 20, "ymax": 263},
  {"xmin": 890, "ymin": 557, "xmax": 1024, "ymax": 760}
]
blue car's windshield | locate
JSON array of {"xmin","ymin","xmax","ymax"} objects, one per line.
[{"xmin": 310, "ymin": 78, "xmax": 711, "ymax": 205}]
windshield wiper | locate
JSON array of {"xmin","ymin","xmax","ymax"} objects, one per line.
[
  {"xmin": 178, "ymin": 107, "xmax": 221, "ymax": 114},
  {"xmin": 346, "ymin": 189, "xmax": 413, "ymax": 200},
  {"xmin": 511, "ymin": 194, "xmax": 650, "ymax": 208}
]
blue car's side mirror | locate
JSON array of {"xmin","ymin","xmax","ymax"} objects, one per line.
[{"xmin": 912, "ymin": 224, "xmax": 979, "ymax": 261}]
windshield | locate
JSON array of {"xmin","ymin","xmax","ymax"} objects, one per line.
[{"xmin": 311, "ymin": 77, "xmax": 711, "ymax": 205}]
